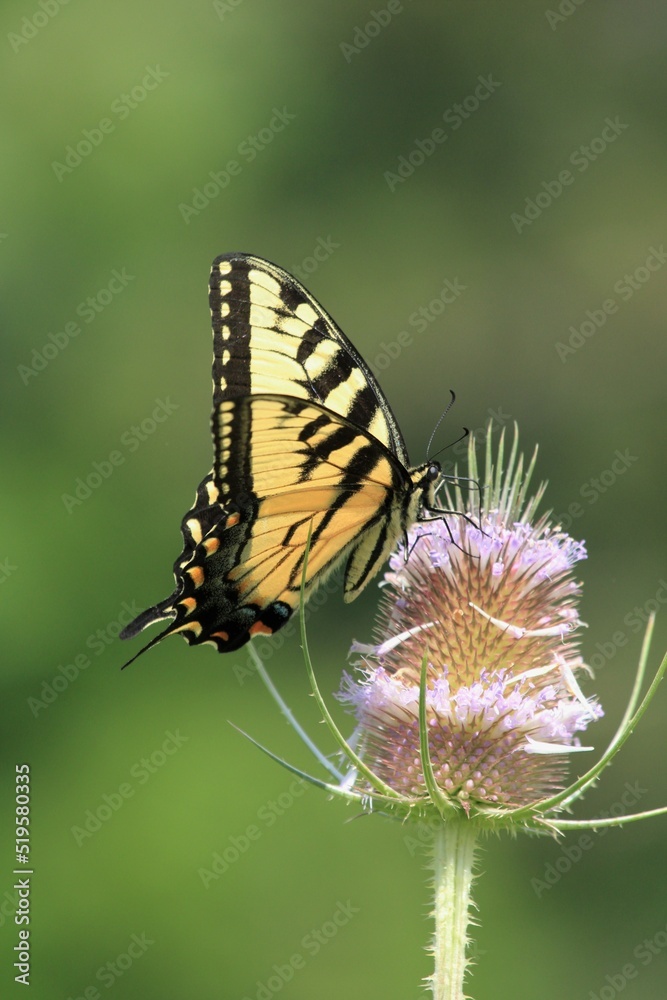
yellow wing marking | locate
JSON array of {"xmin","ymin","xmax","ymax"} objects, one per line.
[
  {"xmin": 226, "ymin": 477, "xmax": 395, "ymax": 606},
  {"xmin": 186, "ymin": 518, "xmax": 203, "ymax": 543},
  {"xmin": 248, "ymin": 266, "xmax": 281, "ymax": 297},
  {"xmin": 173, "ymin": 622, "xmax": 203, "ymax": 637}
]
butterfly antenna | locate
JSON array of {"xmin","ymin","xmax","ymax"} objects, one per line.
[
  {"xmin": 428, "ymin": 426, "xmax": 470, "ymax": 465},
  {"xmin": 426, "ymin": 389, "xmax": 457, "ymax": 460}
]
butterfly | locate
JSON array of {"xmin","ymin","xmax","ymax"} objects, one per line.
[{"xmin": 120, "ymin": 252, "xmax": 449, "ymax": 664}]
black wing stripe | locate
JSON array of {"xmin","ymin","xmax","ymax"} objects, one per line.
[
  {"xmin": 345, "ymin": 518, "xmax": 390, "ymax": 595},
  {"xmin": 347, "ymin": 385, "xmax": 383, "ymax": 435}
]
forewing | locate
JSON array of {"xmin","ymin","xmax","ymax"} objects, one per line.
[{"xmin": 209, "ymin": 252, "xmax": 410, "ymax": 465}]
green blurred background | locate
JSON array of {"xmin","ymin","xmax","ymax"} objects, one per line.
[{"xmin": 2, "ymin": 2, "xmax": 667, "ymax": 998}]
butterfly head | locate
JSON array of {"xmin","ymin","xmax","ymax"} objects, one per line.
[
  {"xmin": 407, "ymin": 459, "xmax": 442, "ymax": 519},
  {"xmin": 419, "ymin": 460, "xmax": 442, "ymax": 488}
]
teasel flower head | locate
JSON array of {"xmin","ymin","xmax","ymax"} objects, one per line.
[{"xmin": 340, "ymin": 426, "xmax": 603, "ymax": 827}]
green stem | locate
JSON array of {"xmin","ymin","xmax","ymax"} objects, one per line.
[{"xmin": 428, "ymin": 822, "xmax": 478, "ymax": 1000}]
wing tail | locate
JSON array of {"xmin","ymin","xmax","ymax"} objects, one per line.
[{"xmin": 119, "ymin": 599, "xmax": 175, "ymax": 641}]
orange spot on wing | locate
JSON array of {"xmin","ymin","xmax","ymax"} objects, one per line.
[
  {"xmin": 204, "ymin": 537, "xmax": 220, "ymax": 556},
  {"xmin": 249, "ymin": 621, "xmax": 274, "ymax": 637},
  {"xmin": 225, "ymin": 512, "xmax": 241, "ymax": 528},
  {"xmin": 180, "ymin": 597, "xmax": 197, "ymax": 613},
  {"xmin": 211, "ymin": 630, "xmax": 229, "ymax": 641},
  {"xmin": 187, "ymin": 566, "xmax": 205, "ymax": 588}
]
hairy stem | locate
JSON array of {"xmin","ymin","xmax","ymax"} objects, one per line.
[{"xmin": 428, "ymin": 822, "xmax": 478, "ymax": 1000}]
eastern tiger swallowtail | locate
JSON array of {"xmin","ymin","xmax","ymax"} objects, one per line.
[{"xmin": 120, "ymin": 252, "xmax": 449, "ymax": 663}]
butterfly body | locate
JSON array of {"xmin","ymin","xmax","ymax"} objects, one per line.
[{"xmin": 121, "ymin": 254, "xmax": 442, "ymax": 662}]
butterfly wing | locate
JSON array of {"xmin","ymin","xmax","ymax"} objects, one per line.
[{"xmin": 122, "ymin": 396, "xmax": 412, "ymax": 657}]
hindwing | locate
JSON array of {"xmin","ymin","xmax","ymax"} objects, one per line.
[{"xmin": 122, "ymin": 396, "xmax": 413, "ymax": 655}]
